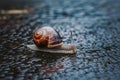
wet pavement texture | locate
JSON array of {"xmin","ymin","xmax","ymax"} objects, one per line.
[{"xmin": 0, "ymin": 0, "xmax": 120, "ymax": 80}]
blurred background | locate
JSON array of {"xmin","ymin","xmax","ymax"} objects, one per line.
[
  {"xmin": 0, "ymin": 0, "xmax": 120, "ymax": 80},
  {"xmin": 0, "ymin": 0, "xmax": 40, "ymax": 23}
]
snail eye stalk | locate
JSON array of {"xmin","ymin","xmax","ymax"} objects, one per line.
[{"xmin": 69, "ymin": 29, "xmax": 74, "ymax": 44}]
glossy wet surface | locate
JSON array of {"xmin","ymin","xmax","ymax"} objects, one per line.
[{"xmin": 0, "ymin": 0, "xmax": 120, "ymax": 80}]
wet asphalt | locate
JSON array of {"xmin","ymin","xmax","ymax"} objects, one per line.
[{"xmin": 0, "ymin": 0, "xmax": 120, "ymax": 80}]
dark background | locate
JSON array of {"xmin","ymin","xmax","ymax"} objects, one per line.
[{"xmin": 0, "ymin": 0, "xmax": 120, "ymax": 80}]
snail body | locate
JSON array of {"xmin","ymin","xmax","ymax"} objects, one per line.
[{"xmin": 33, "ymin": 26, "xmax": 63, "ymax": 48}]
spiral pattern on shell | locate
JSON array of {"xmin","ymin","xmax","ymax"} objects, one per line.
[{"xmin": 33, "ymin": 26, "xmax": 63, "ymax": 48}]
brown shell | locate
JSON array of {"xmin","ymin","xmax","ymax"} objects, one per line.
[{"xmin": 33, "ymin": 26, "xmax": 63, "ymax": 48}]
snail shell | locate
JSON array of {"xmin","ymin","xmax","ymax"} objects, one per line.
[{"xmin": 33, "ymin": 26, "xmax": 63, "ymax": 48}]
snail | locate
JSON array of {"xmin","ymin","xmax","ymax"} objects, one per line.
[{"xmin": 27, "ymin": 26, "xmax": 76, "ymax": 54}]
